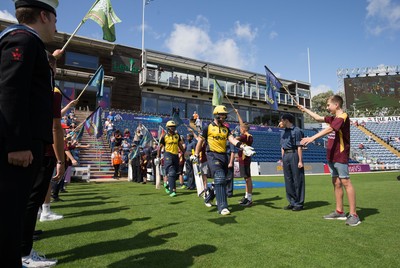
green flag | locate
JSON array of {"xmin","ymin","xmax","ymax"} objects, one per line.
[
  {"xmin": 83, "ymin": 0, "xmax": 121, "ymax": 42},
  {"xmin": 212, "ymin": 79, "xmax": 223, "ymax": 106}
]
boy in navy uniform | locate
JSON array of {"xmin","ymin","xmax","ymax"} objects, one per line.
[{"xmin": 280, "ymin": 113, "xmax": 305, "ymax": 211}]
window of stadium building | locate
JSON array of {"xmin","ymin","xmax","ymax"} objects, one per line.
[{"xmin": 65, "ymin": 52, "xmax": 99, "ymax": 70}]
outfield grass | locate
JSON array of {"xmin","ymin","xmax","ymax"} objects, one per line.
[{"xmin": 35, "ymin": 172, "xmax": 400, "ymax": 267}]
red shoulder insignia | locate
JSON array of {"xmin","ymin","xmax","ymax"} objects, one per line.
[{"xmin": 11, "ymin": 47, "xmax": 23, "ymax": 61}]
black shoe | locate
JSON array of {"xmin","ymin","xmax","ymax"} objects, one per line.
[
  {"xmin": 284, "ymin": 205, "xmax": 294, "ymax": 210},
  {"xmin": 239, "ymin": 198, "xmax": 253, "ymax": 207},
  {"xmin": 32, "ymin": 235, "xmax": 40, "ymax": 241},
  {"xmin": 51, "ymin": 197, "xmax": 64, "ymax": 203},
  {"xmin": 292, "ymin": 206, "xmax": 303, "ymax": 211},
  {"xmin": 238, "ymin": 196, "xmax": 246, "ymax": 204},
  {"xmin": 33, "ymin": 230, "xmax": 43, "ymax": 235}
]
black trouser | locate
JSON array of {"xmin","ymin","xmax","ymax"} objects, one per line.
[
  {"xmin": 185, "ymin": 159, "xmax": 195, "ymax": 189},
  {"xmin": 51, "ymin": 172, "xmax": 65, "ymax": 199},
  {"xmin": 21, "ymin": 156, "xmax": 55, "ymax": 256},
  {"xmin": 226, "ymin": 165, "xmax": 234, "ymax": 197},
  {"xmin": 0, "ymin": 140, "xmax": 44, "ymax": 268},
  {"xmin": 282, "ymin": 151, "xmax": 305, "ymax": 208}
]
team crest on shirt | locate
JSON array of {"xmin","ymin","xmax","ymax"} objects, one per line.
[
  {"xmin": 11, "ymin": 47, "xmax": 23, "ymax": 61},
  {"xmin": 221, "ymin": 128, "xmax": 227, "ymax": 134}
]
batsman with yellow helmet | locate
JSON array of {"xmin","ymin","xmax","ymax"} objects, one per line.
[{"xmin": 193, "ymin": 105, "xmax": 255, "ymax": 215}]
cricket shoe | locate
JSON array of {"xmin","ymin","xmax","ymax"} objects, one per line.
[
  {"xmin": 39, "ymin": 212, "xmax": 63, "ymax": 222},
  {"xmin": 22, "ymin": 249, "xmax": 57, "ymax": 268},
  {"xmin": 220, "ymin": 208, "xmax": 231, "ymax": 215}
]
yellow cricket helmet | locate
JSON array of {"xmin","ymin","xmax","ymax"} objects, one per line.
[
  {"xmin": 166, "ymin": 120, "xmax": 177, "ymax": 127},
  {"xmin": 213, "ymin": 105, "xmax": 228, "ymax": 115}
]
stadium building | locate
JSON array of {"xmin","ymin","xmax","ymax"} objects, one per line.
[{"xmin": 1, "ymin": 19, "xmax": 311, "ymax": 128}]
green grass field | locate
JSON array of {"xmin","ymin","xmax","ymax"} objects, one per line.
[{"xmin": 35, "ymin": 172, "xmax": 400, "ymax": 267}]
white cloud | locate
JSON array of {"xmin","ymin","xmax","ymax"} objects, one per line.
[
  {"xmin": 206, "ymin": 38, "xmax": 242, "ymax": 68},
  {"xmin": 164, "ymin": 23, "xmax": 212, "ymax": 59},
  {"xmin": 269, "ymin": 31, "xmax": 278, "ymax": 40},
  {"xmin": 310, "ymin": 84, "xmax": 335, "ymax": 98},
  {"xmin": 366, "ymin": 0, "xmax": 400, "ymax": 35},
  {"xmin": 164, "ymin": 18, "xmax": 257, "ymax": 70},
  {"xmin": 0, "ymin": 10, "xmax": 17, "ymax": 22},
  {"xmin": 234, "ymin": 21, "xmax": 257, "ymax": 42}
]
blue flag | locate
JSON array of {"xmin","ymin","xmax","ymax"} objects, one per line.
[
  {"xmin": 139, "ymin": 125, "xmax": 154, "ymax": 148},
  {"xmin": 265, "ymin": 65, "xmax": 282, "ymax": 111},
  {"xmin": 88, "ymin": 65, "xmax": 104, "ymax": 99},
  {"xmin": 83, "ymin": 106, "xmax": 102, "ymax": 138},
  {"xmin": 93, "ymin": 107, "xmax": 103, "ymax": 139}
]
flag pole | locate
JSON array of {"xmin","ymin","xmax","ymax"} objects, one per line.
[
  {"xmin": 264, "ymin": 65, "xmax": 299, "ymax": 106},
  {"xmin": 75, "ymin": 83, "xmax": 90, "ymax": 101},
  {"xmin": 76, "ymin": 65, "xmax": 103, "ymax": 101},
  {"xmin": 60, "ymin": 0, "xmax": 100, "ymax": 52},
  {"xmin": 214, "ymin": 80, "xmax": 245, "ymax": 124}
]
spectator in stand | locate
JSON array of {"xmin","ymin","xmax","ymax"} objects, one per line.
[
  {"xmin": 195, "ymin": 117, "xmax": 202, "ymax": 132},
  {"xmin": 107, "ymin": 111, "xmax": 115, "ymax": 122},
  {"xmin": 104, "ymin": 118, "xmax": 114, "ymax": 143},
  {"xmin": 114, "ymin": 129, "xmax": 123, "ymax": 148},
  {"xmin": 192, "ymin": 111, "xmax": 199, "ymax": 120},
  {"xmin": 123, "ymin": 128, "xmax": 131, "ymax": 142},
  {"xmin": 136, "ymin": 123, "xmax": 145, "ymax": 141},
  {"xmin": 133, "ymin": 129, "xmax": 141, "ymax": 145}
]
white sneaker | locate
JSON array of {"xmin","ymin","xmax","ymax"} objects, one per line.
[
  {"xmin": 220, "ymin": 208, "xmax": 231, "ymax": 215},
  {"xmin": 22, "ymin": 249, "xmax": 57, "ymax": 267},
  {"xmin": 205, "ymin": 202, "xmax": 212, "ymax": 207},
  {"xmin": 40, "ymin": 212, "xmax": 64, "ymax": 222}
]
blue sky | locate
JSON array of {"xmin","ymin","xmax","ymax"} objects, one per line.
[{"xmin": 1, "ymin": 0, "xmax": 399, "ymax": 97}]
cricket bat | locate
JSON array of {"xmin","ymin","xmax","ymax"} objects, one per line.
[
  {"xmin": 193, "ymin": 162, "xmax": 205, "ymax": 197},
  {"xmin": 155, "ymin": 162, "xmax": 161, "ymax": 189}
]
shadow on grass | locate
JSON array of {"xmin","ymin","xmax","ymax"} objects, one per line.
[
  {"xmin": 357, "ymin": 207, "xmax": 379, "ymax": 221},
  {"xmin": 52, "ymin": 224, "xmax": 178, "ymax": 263},
  {"xmin": 61, "ymin": 191, "xmax": 107, "ymax": 197},
  {"xmin": 65, "ymin": 206, "xmax": 131, "ymax": 218},
  {"xmin": 108, "ymin": 244, "xmax": 217, "ymax": 267},
  {"xmin": 64, "ymin": 195, "xmax": 112, "ymax": 202},
  {"xmin": 52, "ymin": 201, "xmax": 118, "ymax": 209},
  {"xmin": 304, "ymin": 201, "xmax": 330, "ymax": 210},
  {"xmin": 208, "ymin": 215, "xmax": 238, "ymax": 225},
  {"xmin": 252, "ymin": 195, "xmax": 283, "ymax": 209},
  {"xmin": 43, "ymin": 218, "xmax": 135, "ymax": 238}
]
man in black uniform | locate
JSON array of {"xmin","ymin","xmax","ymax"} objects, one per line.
[
  {"xmin": 193, "ymin": 105, "xmax": 255, "ymax": 215},
  {"xmin": 0, "ymin": 1, "xmax": 60, "ymax": 266},
  {"xmin": 280, "ymin": 113, "xmax": 305, "ymax": 211}
]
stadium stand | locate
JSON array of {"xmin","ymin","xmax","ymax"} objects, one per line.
[{"xmin": 104, "ymin": 110, "xmax": 400, "ymax": 169}]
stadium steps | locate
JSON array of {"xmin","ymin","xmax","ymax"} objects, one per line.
[
  {"xmin": 74, "ymin": 110, "xmax": 115, "ymax": 180},
  {"xmin": 357, "ymin": 125, "xmax": 400, "ymax": 158}
]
